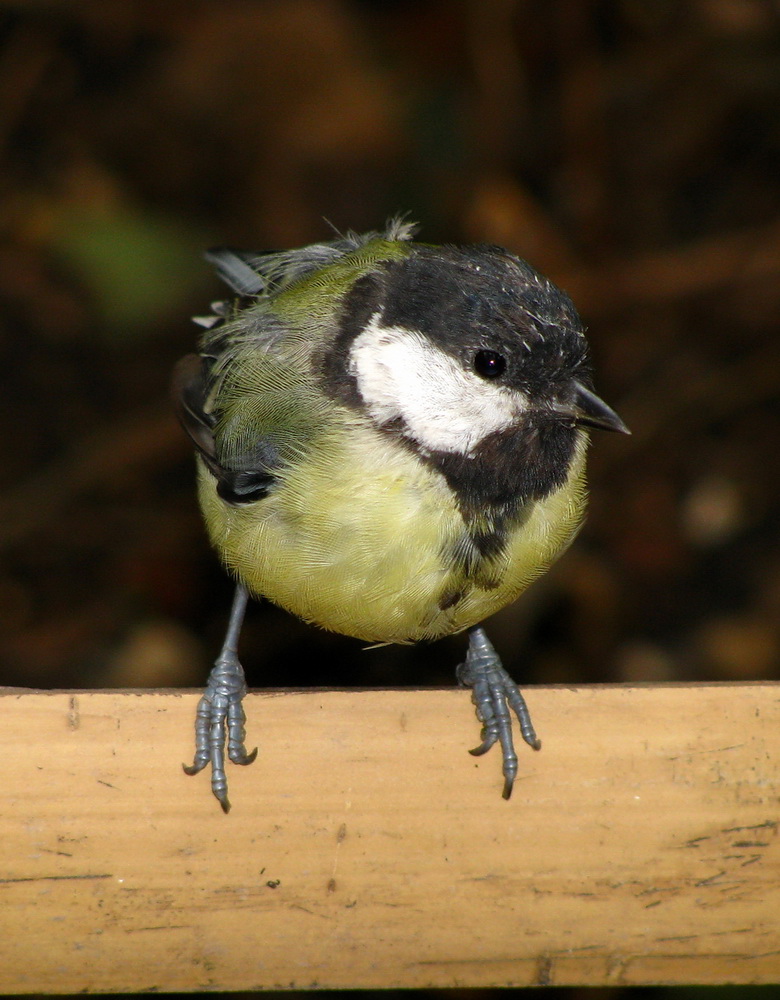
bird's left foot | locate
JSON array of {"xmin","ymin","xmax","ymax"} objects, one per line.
[{"xmin": 456, "ymin": 626, "xmax": 541, "ymax": 799}]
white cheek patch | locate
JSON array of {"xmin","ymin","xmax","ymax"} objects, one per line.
[{"xmin": 348, "ymin": 315, "xmax": 528, "ymax": 456}]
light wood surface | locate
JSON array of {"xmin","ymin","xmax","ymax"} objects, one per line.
[{"xmin": 2, "ymin": 684, "xmax": 779, "ymax": 991}]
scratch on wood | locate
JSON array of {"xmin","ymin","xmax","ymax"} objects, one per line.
[
  {"xmin": 127, "ymin": 924, "xmax": 192, "ymax": 933},
  {"xmin": 667, "ymin": 744, "xmax": 746, "ymax": 759},
  {"xmin": 67, "ymin": 695, "xmax": 80, "ymax": 730},
  {"xmin": 606, "ymin": 953, "xmax": 627, "ymax": 984},
  {"xmin": 724, "ymin": 821, "xmax": 777, "ymax": 835},
  {"xmin": 695, "ymin": 870, "xmax": 728, "ymax": 887},
  {"xmin": 0, "ymin": 873, "xmax": 112, "ymax": 884},
  {"xmin": 327, "ymin": 818, "xmax": 349, "ymax": 892},
  {"xmin": 535, "ymin": 954, "xmax": 553, "ymax": 986},
  {"xmin": 684, "ymin": 835, "xmax": 711, "ymax": 848}
]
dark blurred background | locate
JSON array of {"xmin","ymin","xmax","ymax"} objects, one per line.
[{"xmin": 1, "ymin": 1, "xmax": 779, "ymax": 708}]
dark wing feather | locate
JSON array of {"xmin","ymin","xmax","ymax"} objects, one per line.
[
  {"xmin": 171, "ymin": 353, "xmax": 277, "ymax": 505},
  {"xmin": 171, "ymin": 354, "xmax": 218, "ymax": 467}
]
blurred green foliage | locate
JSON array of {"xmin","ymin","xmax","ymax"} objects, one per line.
[{"xmin": 50, "ymin": 205, "xmax": 205, "ymax": 339}]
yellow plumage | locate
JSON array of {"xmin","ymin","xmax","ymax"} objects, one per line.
[{"xmin": 198, "ymin": 410, "xmax": 589, "ymax": 643}]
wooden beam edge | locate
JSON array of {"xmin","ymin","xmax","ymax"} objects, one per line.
[{"xmin": 2, "ymin": 684, "xmax": 779, "ymax": 991}]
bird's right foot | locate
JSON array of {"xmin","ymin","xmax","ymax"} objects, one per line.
[{"xmin": 183, "ymin": 648, "xmax": 257, "ymax": 812}]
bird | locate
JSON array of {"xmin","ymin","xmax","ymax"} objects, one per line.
[{"xmin": 172, "ymin": 217, "xmax": 628, "ymax": 811}]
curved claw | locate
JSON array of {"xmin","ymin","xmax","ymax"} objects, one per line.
[
  {"xmin": 469, "ymin": 732, "xmax": 499, "ymax": 757},
  {"xmin": 233, "ymin": 746, "xmax": 259, "ymax": 766},
  {"xmin": 189, "ymin": 738, "xmax": 256, "ymax": 811}
]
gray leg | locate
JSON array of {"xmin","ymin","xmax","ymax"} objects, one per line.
[
  {"xmin": 183, "ymin": 583, "xmax": 257, "ymax": 811},
  {"xmin": 456, "ymin": 625, "xmax": 541, "ymax": 799}
]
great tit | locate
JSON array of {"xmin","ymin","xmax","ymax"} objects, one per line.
[{"xmin": 173, "ymin": 218, "xmax": 628, "ymax": 811}]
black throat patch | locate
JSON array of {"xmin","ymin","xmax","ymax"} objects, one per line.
[{"xmin": 430, "ymin": 417, "xmax": 579, "ymax": 581}]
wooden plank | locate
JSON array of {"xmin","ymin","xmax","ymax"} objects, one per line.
[{"xmin": 1, "ymin": 685, "xmax": 779, "ymax": 992}]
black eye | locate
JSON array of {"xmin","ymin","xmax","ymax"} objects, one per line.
[{"xmin": 473, "ymin": 349, "xmax": 506, "ymax": 379}]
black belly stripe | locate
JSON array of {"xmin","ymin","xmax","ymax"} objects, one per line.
[{"xmin": 438, "ymin": 588, "xmax": 465, "ymax": 611}]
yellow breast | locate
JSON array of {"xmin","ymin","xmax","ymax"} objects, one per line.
[{"xmin": 198, "ymin": 424, "xmax": 589, "ymax": 644}]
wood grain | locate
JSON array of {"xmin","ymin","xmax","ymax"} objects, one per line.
[{"xmin": 2, "ymin": 684, "xmax": 779, "ymax": 991}]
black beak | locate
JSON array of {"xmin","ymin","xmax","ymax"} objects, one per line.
[{"xmin": 554, "ymin": 381, "xmax": 630, "ymax": 434}]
